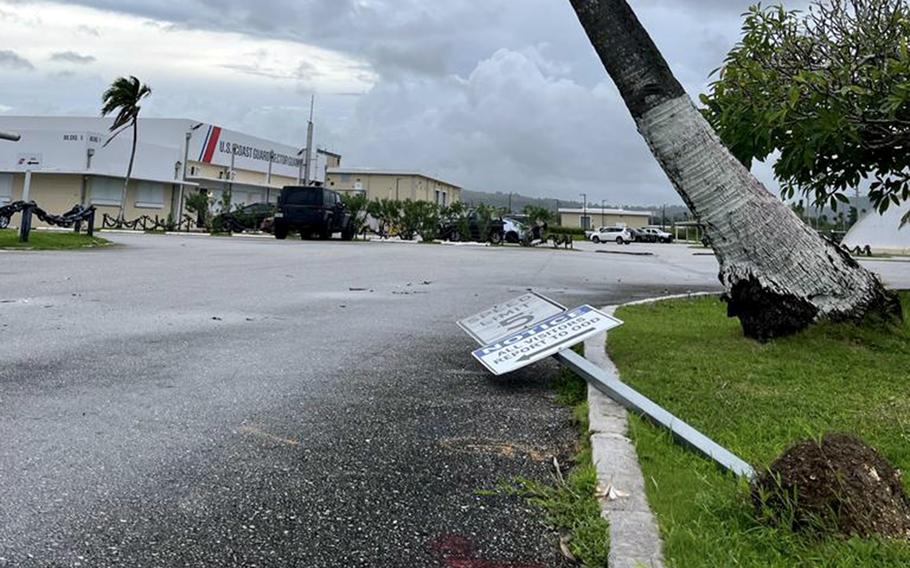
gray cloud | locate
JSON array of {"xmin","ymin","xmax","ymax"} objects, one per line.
[
  {"xmin": 4, "ymin": 0, "xmax": 806, "ymax": 204},
  {"xmin": 0, "ymin": 49, "xmax": 34, "ymax": 70},
  {"xmin": 50, "ymin": 51, "xmax": 96, "ymax": 64}
]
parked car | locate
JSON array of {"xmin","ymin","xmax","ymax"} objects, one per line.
[
  {"xmin": 640, "ymin": 226, "xmax": 675, "ymax": 243},
  {"xmin": 213, "ymin": 202, "xmax": 275, "ymax": 233},
  {"xmin": 273, "ymin": 186, "xmax": 355, "ymax": 240},
  {"xmin": 439, "ymin": 210, "xmax": 505, "ymax": 244},
  {"xmin": 629, "ymin": 228, "xmax": 654, "ymax": 243},
  {"xmin": 590, "ymin": 226, "xmax": 633, "ymax": 245}
]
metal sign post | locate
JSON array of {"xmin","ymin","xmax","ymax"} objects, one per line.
[{"xmin": 459, "ymin": 292, "xmax": 755, "ymax": 479}]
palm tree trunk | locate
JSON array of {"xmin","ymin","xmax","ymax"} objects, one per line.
[
  {"xmin": 569, "ymin": 0, "xmax": 901, "ymax": 340},
  {"xmin": 119, "ymin": 119, "xmax": 139, "ymax": 222}
]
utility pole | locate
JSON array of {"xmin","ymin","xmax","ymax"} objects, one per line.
[
  {"xmin": 508, "ymin": 192, "xmax": 513, "ymax": 213},
  {"xmin": 181, "ymin": 123, "xmax": 203, "ymax": 221},
  {"xmin": 601, "ymin": 199, "xmax": 607, "ymax": 228},
  {"xmin": 303, "ymin": 95, "xmax": 315, "ymax": 186},
  {"xmin": 395, "ymin": 178, "xmax": 401, "ymax": 201},
  {"xmin": 580, "ymin": 193, "xmax": 588, "ymax": 230},
  {"xmin": 226, "ymin": 146, "xmax": 236, "ymax": 212}
]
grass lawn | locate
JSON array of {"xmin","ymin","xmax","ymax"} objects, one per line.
[
  {"xmin": 609, "ymin": 293, "xmax": 910, "ymax": 567},
  {"xmin": 0, "ymin": 229, "xmax": 111, "ymax": 250}
]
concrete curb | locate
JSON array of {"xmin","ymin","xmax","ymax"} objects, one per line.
[{"xmin": 583, "ymin": 294, "xmax": 719, "ymax": 568}]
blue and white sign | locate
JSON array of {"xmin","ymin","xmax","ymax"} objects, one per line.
[{"xmin": 471, "ymin": 304, "xmax": 623, "ymax": 376}]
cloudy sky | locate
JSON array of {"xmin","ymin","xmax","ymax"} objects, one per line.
[{"xmin": 0, "ymin": 0, "xmax": 808, "ymax": 206}]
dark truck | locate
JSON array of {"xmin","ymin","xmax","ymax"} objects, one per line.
[{"xmin": 273, "ymin": 186, "xmax": 355, "ymax": 240}]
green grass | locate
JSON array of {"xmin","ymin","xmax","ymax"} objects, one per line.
[
  {"xmin": 0, "ymin": 229, "xmax": 111, "ymax": 250},
  {"xmin": 507, "ymin": 359, "xmax": 610, "ymax": 567},
  {"xmin": 608, "ymin": 293, "xmax": 910, "ymax": 567}
]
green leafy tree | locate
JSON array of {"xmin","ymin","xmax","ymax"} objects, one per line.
[
  {"xmin": 341, "ymin": 192, "xmax": 370, "ymax": 238},
  {"xmin": 475, "ymin": 203, "xmax": 498, "ymax": 243},
  {"xmin": 522, "ymin": 204, "xmax": 554, "ymax": 225},
  {"xmin": 101, "ymin": 76, "xmax": 152, "ymax": 222},
  {"xmin": 398, "ymin": 200, "xmax": 441, "ymax": 241},
  {"xmin": 701, "ymin": 0, "xmax": 910, "ymax": 224},
  {"xmin": 441, "ymin": 202, "xmax": 471, "ymax": 241},
  {"xmin": 184, "ymin": 191, "xmax": 212, "ymax": 230},
  {"xmin": 367, "ymin": 198, "xmax": 401, "ymax": 237}
]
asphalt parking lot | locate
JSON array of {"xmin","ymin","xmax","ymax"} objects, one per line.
[{"xmin": 1, "ymin": 234, "xmax": 907, "ymax": 567}]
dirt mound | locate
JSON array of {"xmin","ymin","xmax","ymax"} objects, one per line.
[{"xmin": 752, "ymin": 433, "xmax": 910, "ymax": 539}]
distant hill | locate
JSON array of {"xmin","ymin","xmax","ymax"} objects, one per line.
[{"xmin": 461, "ymin": 189, "xmax": 875, "ymax": 226}]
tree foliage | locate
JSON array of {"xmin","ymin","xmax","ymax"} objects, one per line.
[
  {"xmin": 100, "ymin": 75, "xmax": 152, "ymax": 221},
  {"xmin": 522, "ymin": 204, "xmax": 554, "ymax": 225},
  {"xmin": 701, "ymin": 0, "xmax": 910, "ymax": 224},
  {"xmin": 341, "ymin": 192, "xmax": 370, "ymax": 237}
]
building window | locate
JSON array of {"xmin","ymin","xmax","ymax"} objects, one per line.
[
  {"xmin": 581, "ymin": 215, "xmax": 592, "ymax": 230},
  {"xmin": 0, "ymin": 173, "xmax": 12, "ymax": 203},
  {"xmin": 90, "ymin": 177, "xmax": 123, "ymax": 206},
  {"xmin": 442, "ymin": 191, "xmax": 448, "ymax": 206},
  {"xmin": 136, "ymin": 182, "xmax": 164, "ymax": 208},
  {"xmin": 434, "ymin": 189, "xmax": 441, "ymax": 205}
]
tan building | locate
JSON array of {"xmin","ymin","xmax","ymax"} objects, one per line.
[
  {"xmin": 326, "ymin": 168, "xmax": 461, "ymax": 206},
  {"xmin": 559, "ymin": 208, "xmax": 652, "ymax": 230},
  {"xmin": 0, "ymin": 116, "xmax": 339, "ymax": 228}
]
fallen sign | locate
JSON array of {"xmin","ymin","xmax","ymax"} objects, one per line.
[
  {"xmin": 457, "ymin": 291, "xmax": 567, "ymax": 346},
  {"xmin": 466, "ymin": 303, "xmax": 623, "ymax": 376},
  {"xmin": 459, "ymin": 292, "xmax": 755, "ymax": 478}
]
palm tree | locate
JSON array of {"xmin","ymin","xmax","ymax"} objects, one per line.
[
  {"xmin": 101, "ymin": 76, "xmax": 152, "ymax": 222},
  {"xmin": 568, "ymin": 0, "xmax": 901, "ymax": 340}
]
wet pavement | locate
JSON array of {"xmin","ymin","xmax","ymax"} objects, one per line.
[{"xmin": 5, "ymin": 234, "xmax": 901, "ymax": 566}]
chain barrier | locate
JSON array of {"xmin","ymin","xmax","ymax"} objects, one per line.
[
  {"xmin": 102, "ymin": 213, "xmax": 196, "ymax": 232},
  {"xmin": 1, "ymin": 200, "xmax": 96, "ymax": 228},
  {"xmin": 0, "ymin": 200, "xmax": 97, "ymax": 242}
]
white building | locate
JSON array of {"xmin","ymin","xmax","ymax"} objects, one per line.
[{"xmin": 0, "ymin": 116, "xmax": 340, "ymax": 226}]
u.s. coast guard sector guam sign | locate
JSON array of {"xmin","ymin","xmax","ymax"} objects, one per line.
[{"xmin": 458, "ymin": 293, "xmax": 623, "ymax": 376}]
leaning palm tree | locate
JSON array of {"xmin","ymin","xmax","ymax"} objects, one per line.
[
  {"xmin": 568, "ymin": 0, "xmax": 901, "ymax": 340},
  {"xmin": 101, "ymin": 76, "xmax": 152, "ymax": 222}
]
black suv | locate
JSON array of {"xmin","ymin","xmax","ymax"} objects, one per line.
[{"xmin": 274, "ymin": 186, "xmax": 355, "ymax": 240}]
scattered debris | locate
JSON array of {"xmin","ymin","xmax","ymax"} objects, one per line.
[
  {"xmin": 211, "ymin": 316, "xmax": 222, "ymax": 321},
  {"xmin": 752, "ymin": 433, "xmax": 910, "ymax": 538},
  {"xmin": 595, "ymin": 482, "xmax": 629, "ymax": 501},
  {"xmin": 349, "ymin": 287, "xmax": 368, "ymax": 292},
  {"xmin": 558, "ymin": 535, "xmax": 577, "ymax": 562}
]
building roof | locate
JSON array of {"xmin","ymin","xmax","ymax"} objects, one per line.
[
  {"xmin": 327, "ymin": 167, "xmax": 461, "ymax": 189},
  {"xmin": 558, "ymin": 208, "xmax": 652, "ymax": 217},
  {"xmin": 842, "ymin": 201, "xmax": 910, "ymax": 253}
]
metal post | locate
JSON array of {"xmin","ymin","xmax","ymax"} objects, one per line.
[
  {"xmin": 303, "ymin": 95, "xmax": 315, "ymax": 185},
  {"xmin": 555, "ymin": 348, "xmax": 755, "ymax": 478},
  {"xmin": 601, "ymin": 199, "xmax": 606, "ymax": 227},
  {"xmin": 396, "ymin": 178, "xmax": 401, "ymax": 201},
  {"xmin": 227, "ymin": 147, "xmax": 235, "ymax": 211},
  {"xmin": 297, "ymin": 149, "xmax": 305, "ymax": 185},
  {"xmin": 19, "ymin": 203, "xmax": 32, "ymax": 243},
  {"xmin": 0, "ymin": 130, "xmax": 20, "ymax": 142},
  {"xmin": 22, "ymin": 169, "xmax": 33, "ymax": 203},
  {"xmin": 87, "ymin": 209, "xmax": 95, "ymax": 237},
  {"xmin": 267, "ymin": 151, "xmax": 274, "ymax": 185},
  {"xmin": 580, "ymin": 193, "xmax": 587, "ymax": 230}
]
